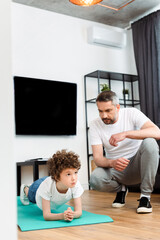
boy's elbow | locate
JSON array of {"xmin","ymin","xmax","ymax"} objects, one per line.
[
  {"xmin": 43, "ymin": 213, "xmax": 49, "ymax": 221},
  {"xmin": 77, "ymin": 210, "xmax": 82, "ymax": 218}
]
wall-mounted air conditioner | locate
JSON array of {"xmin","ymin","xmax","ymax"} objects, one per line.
[{"xmin": 88, "ymin": 26, "xmax": 127, "ymax": 48}]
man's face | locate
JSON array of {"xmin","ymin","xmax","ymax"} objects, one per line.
[{"xmin": 97, "ymin": 101, "xmax": 120, "ymax": 125}]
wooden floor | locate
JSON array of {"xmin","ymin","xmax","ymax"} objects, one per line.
[{"xmin": 18, "ymin": 190, "xmax": 160, "ymax": 240}]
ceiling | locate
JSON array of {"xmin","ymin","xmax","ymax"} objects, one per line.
[{"xmin": 13, "ymin": 0, "xmax": 160, "ymax": 29}]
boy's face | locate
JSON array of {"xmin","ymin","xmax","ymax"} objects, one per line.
[{"xmin": 58, "ymin": 168, "xmax": 78, "ymax": 189}]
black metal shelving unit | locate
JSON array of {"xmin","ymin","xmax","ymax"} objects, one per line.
[{"xmin": 84, "ymin": 70, "xmax": 140, "ymax": 186}]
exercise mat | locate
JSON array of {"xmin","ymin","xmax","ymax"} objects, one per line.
[{"xmin": 17, "ymin": 197, "xmax": 113, "ymax": 231}]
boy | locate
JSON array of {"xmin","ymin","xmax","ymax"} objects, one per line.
[{"xmin": 20, "ymin": 150, "xmax": 84, "ymax": 221}]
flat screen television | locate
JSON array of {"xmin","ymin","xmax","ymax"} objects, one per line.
[{"xmin": 14, "ymin": 76, "xmax": 77, "ymax": 135}]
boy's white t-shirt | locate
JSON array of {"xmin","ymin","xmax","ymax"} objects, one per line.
[
  {"xmin": 36, "ymin": 176, "xmax": 84, "ymax": 210},
  {"xmin": 89, "ymin": 108, "xmax": 150, "ymax": 159}
]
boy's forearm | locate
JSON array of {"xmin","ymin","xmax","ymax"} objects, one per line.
[
  {"xmin": 73, "ymin": 210, "xmax": 82, "ymax": 219},
  {"xmin": 43, "ymin": 211, "xmax": 82, "ymax": 221},
  {"xmin": 43, "ymin": 212, "xmax": 64, "ymax": 221}
]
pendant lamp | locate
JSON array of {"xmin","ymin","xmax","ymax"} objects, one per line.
[{"xmin": 70, "ymin": 0, "xmax": 102, "ymax": 6}]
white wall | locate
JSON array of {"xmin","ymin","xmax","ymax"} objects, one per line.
[
  {"xmin": 12, "ymin": 3, "xmax": 137, "ymax": 189},
  {"xmin": 0, "ymin": 1, "xmax": 17, "ymax": 239}
]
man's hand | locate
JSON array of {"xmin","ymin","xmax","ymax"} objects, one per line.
[
  {"xmin": 63, "ymin": 207, "xmax": 74, "ymax": 221},
  {"xmin": 112, "ymin": 157, "xmax": 130, "ymax": 171},
  {"xmin": 109, "ymin": 132, "xmax": 126, "ymax": 146}
]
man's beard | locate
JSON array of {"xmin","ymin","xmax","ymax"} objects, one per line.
[{"xmin": 102, "ymin": 117, "xmax": 116, "ymax": 125}]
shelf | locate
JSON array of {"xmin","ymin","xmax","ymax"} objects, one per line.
[
  {"xmin": 86, "ymin": 98, "xmax": 140, "ymax": 105},
  {"xmin": 89, "ymin": 154, "xmax": 93, "ymax": 157},
  {"xmin": 84, "ymin": 70, "xmax": 138, "ymax": 82},
  {"xmin": 85, "ymin": 98, "xmax": 97, "ymax": 103}
]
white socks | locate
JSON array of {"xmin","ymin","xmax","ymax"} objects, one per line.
[
  {"xmin": 140, "ymin": 194, "xmax": 150, "ymax": 201},
  {"xmin": 121, "ymin": 185, "xmax": 126, "ymax": 191},
  {"xmin": 121, "ymin": 185, "xmax": 150, "ymax": 201}
]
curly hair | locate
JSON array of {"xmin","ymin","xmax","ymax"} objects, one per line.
[{"xmin": 47, "ymin": 149, "xmax": 81, "ymax": 181}]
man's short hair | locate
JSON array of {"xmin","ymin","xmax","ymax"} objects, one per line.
[{"xmin": 96, "ymin": 90, "xmax": 119, "ymax": 105}]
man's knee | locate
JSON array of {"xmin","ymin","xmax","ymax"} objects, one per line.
[
  {"xmin": 90, "ymin": 167, "xmax": 112, "ymax": 191},
  {"xmin": 90, "ymin": 167, "xmax": 103, "ymax": 190},
  {"xmin": 141, "ymin": 138, "xmax": 159, "ymax": 155},
  {"xmin": 140, "ymin": 138, "xmax": 159, "ymax": 169}
]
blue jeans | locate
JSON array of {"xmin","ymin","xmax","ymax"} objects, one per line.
[{"xmin": 28, "ymin": 176, "xmax": 48, "ymax": 203}]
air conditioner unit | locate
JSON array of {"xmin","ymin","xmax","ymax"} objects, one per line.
[{"xmin": 88, "ymin": 26, "xmax": 126, "ymax": 48}]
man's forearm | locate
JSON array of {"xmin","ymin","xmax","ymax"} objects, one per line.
[
  {"xmin": 94, "ymin": 156, "xmax": 114, "ymax": 168},
  {"xmin": 94, "ymin": 156, "xmax": 130, "ymax": 171},
  {"xmin": 109, "ymin": 126, "xmax": 160, "ymax": 147},
  {"xmin": 125, "ymin": 127, "xmax": 160, "ymax": 140}
]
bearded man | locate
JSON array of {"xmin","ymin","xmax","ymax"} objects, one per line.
[{"xmin": 89, "ymin": 90, "xmax": 160, "ymax": 214}]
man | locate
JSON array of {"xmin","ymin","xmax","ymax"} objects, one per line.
[{"xmin": 89, "ymin": 90, "xmax": 160, "ymax": 213}]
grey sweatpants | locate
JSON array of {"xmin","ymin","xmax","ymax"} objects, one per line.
[{"xmin": 90, "ymin": 138, "xmax": 159, "ymax": 196}]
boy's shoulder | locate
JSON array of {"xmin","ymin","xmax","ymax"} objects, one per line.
[
  {"xmin": 41, "ymin": 176, "xmax": 52, "ymax": 183},
  {"xmin": 39, "ymin": 176, "xmax": 54, "ymax": 189},
  {"xmin": 75, "ymin": 180, "xmax": 82, "ymax": 187},
  {"xmin": 71, "ymin": 180, "xmax": 84, "ymax": 197}
]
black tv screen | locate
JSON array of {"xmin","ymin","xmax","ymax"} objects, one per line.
[{"xmin": 14, "ymin": 76, "xmax": 77, "ymax": 135}]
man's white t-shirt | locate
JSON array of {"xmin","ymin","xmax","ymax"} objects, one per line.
[
  {"xmin": 89, "ymin": 108, "xmax": 150, "ymax": 159},
  {"xmin": 36, "ymin": 176, "xmax": 84, "ymax": 210}
]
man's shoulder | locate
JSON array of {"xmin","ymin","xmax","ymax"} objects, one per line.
[
  {"xmin": 121, "ymin": 107, "xmax": 139, "ymax": 112},
  {"xmin": 120, "ymin": 107, "xmax": 140, "ymax": 115},
  {"xmin": 90, "ymin": 117, "xmax": 103, "ymax": 127},
  {"xmin": 90, "ymin": 117, "xmax": 99, "ymax": 124},
  {"xmin": 120, "ymin": 108, "xmax": 147, "ymax": 124}
]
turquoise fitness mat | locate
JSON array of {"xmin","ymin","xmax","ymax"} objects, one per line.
[{"xmin": 17, "ymin": 197, "xmax": 113, "ymax": 231}]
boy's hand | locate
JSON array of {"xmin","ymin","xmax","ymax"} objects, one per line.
[{"xmin": 64, "ymin": 207, "xmax": 74, "ymax": 221}]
